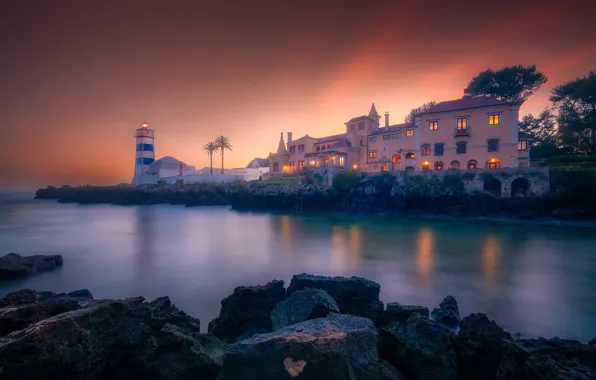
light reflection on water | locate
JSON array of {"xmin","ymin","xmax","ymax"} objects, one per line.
[{"xmin": 0, "ymin": 198, "xmax": 595, "ymax": 341}]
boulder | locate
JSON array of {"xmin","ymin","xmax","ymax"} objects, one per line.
[
  {"xmin": 431, "ymin": 295, "xmax": 460, "ymax": 327},
  {"xmin": 286, "ymin": 273, "xmax": 384, "ymax": 321},
  {"xmin": 497, "ymin": 337, "xmax": 596, "ymax": 380},
  {"xmin": 380, "ymin": 313, "xmax": 458, "ymax": 380},
  {"xmin": 270, "ymin": 288, "xmax": 339, "ymax": 330},
  {"xmin": 378, "ymin": 302, "xmax": 429, "ymax": 327},
  {"xmin": 208, "ymin": 279, "xmax": 285, "ymax": 342},
  {"xmin": 457, "ymin": 313, "xmax": 512, "ymax": 380},
  {"xmin": 218, "ymin": 313, "xmax": 383, "ymax": 380},
  {"xmin": 0, "ymin": 253, "xmax": 63, "ymax": 280}
]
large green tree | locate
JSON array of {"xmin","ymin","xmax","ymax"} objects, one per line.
[
  {"xmin": 404, "ymin": 101, "xmax": 437, "ymax": 122},
  {"xmin": 549, "ymin": 70, "xmax": 596, "ymax": 154},
  {"xmin": 519, "ymin": 108, "xmax": 557, "ymax": 146},
  {"xmin": 463, "ymin": 64, "xmax": 547, "ymax": 102},
  {"xmin": 203, "ymin": 141, "xmax": 219, "ymax": 175},
  {"xmin": 214, "ymin": 135, "xmax": 233, "ymax": 174}
]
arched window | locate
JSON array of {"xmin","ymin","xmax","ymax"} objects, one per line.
[
  {"xmin": 380, "ymin": 165, "xmax": 388, "ymax": 172},
  {"xmin": 450, "ymin": 160, "xmax": 460, "ymax": 170},
  {"xmin": 435, "ymin": 161, "xmax": 444, "ymax": 171},
  {"xmin": 467, "ymin": 160, "xmax": 478, "ymax": 169},
  {"xmin": 391, "ymin": 154, "xmax": 401, "ymax": 162},
  {"xmin": 486, "ymin": 158, "xmax": 502, "ymax": 169},
  {"xmin": 406, "ymin": 152, "xmax": 415, "ymax": 159},
  {"xmin": 422, "ymin": 161, "xmax": 431, "ymax": 171},
  {"xmin": 421, "ymin": 145, "xmax": 431, "ymax": 156}
]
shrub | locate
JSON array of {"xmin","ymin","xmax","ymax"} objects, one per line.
[
  {"xmin": 371, "ymin": 172, "xmax": 396, "ymax": 193},
  {"xmin": 462, "ymin": 172, "xmax": 476, "ymax": 181},
  {"xmin": 545, "ymin": 155, "xmax": 596, "ymax": 163},
  {"xmin": 332, "ymin": 170, "xmax": 359, "ymax": 194},
  {"xmin": 442, "ymin": 174, "xmax": 464, "ymax": 191}
]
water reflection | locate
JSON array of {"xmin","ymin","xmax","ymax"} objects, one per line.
[
  {"xmin": 135, "ymin": 206, "xmax": 155, "ymax": 283},
  {"xmin": 331, "ymin": 226, "xmax": 348, "ymax": 273},
  {"xmin": 348, "ymin": 224, "xmax": 362, "ymax": 264},
  {"xmin": 279, "ymin": 215, "xmax": 293, "ymax": 250},
  {"xmin": 482, "ymin": 234, "xmax": 501, "ymax": 285},
  {"xmin": 416, "ymin": 227, "xmax": 434, "ymax": 285}
]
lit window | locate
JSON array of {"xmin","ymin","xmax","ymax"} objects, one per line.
[
  {"xmin": 434, "ymin": 144, "xmax": 444, "ymax": 156},
  {"xmin": 406, "ymin": 152, "xmax": 415, "ymax": 159},
  {"xmin": 488, "ymin": 139, "xmax": 500, "ymax": 152},
  {"xmin": 421, "ymin": 145, "xmax": 431, "ymax": 156},
  {"xmin": 456, "ymin": 142, "xmax": 467, "ymax": 154},
  {"xmin": 489, "ymin": 114, "xmax": 499, "ymax": 125},
  {"xmin": 339, "ymin": 156, "xmax": 345, "ymax": 167},
  {"xmin": 298, "ymin": 160, "xmax": 305, "ymax": 170},
  {"xmin": 368, "ymin": 151, "xmax": 377, "ymax": 159},
  {"xmin": 429, "ymin": 121, "xmax": 438, "ymax": 131},
  {"xmin": 457, "ymin": 118, "xmax": 467, "ymax": 130},
  {"xmin": 435, "ymin": 162, "xmax": 444, "ymax": 171},
  {"xmin": 468, "ymin": 160, "xmax": 477, "ymax": 169},
  {"xmin": 518, "ymin": 140, "xmax": 528, "ymax": 151},
  {"xmin": 406, "ymin": 129, "xmax": 414, "ymax": 137},
  {"xmin": 422, "ymin": 161, "xmax": 431, "ymax": 170}
]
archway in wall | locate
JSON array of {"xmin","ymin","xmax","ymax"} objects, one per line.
[
  {"xmin": 467, "ymin": 160, "xmax": 478, "ymax": 169},
  {"xmin": 511, "ymin": 177, "xmax": 531, "ymax": 198},
  {"xmin": 421, "ymin": 162, "xmax": 431, "ymax": 171},
  {"xmin": 450, "ymin": 160, "xmax": 460, "ymax": 170},
  {"xmin": 435, "ymin": 161, "xmax": 444, "ymax": 171},
  {"xmin": 483, "ymin": 178, "xmax": 502, "ymax": 198},
  {"xmin": 405, "ymin": 152, "xmax": 415, "ymax": 159},
  {"xmin": 486, "ymin": 158, "xmax": 502, "ymax": 169},
  {"xmin": 392, "ymin": 154, "xmax": 401, "ymax": 162}
]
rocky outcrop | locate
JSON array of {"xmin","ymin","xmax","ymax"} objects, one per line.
[
  {"xmin": 431, "ymin": 295, "xmax": 460, "ymax": 327},
  {"xmin": 286, "ymin": 273, "xmax": 384, "ymax": 321},
  {"xmin": 270, "ymin": 288, "xmax": 339, "ymax": 330},
  {"xmin": 378, "ymin": 302, "xmax": 429, "ymax": 327},
  {"xmin": 218, "ymin": 313, "xmax": 388, "ymax": 380},
  {"xmin": 380, "ymin": 313, "xmax": 458, "ymax": 380},
  {"xmin": 208, "ymin": 280, "xmax": 285, "ymax": 342},
  {"xmin": 457, "ymin": 313, "xmax": 512, "ymax": 380},
  {"xmin": 0, "ymin": 289, "xmax": 223, "ymax": 380},
  {"xmin": 0, "ymin": 253, "xmax": 63, "ymax": 280}
]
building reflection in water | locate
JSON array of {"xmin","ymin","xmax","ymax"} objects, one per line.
[
  {"xmin": 482, "ymin": 233, "xmax": 502, "ymax": 285},
  {"xmin": 330, "ymin": 226, "xmax": 347, "ymax": 273},
  {"xmin": 279, "ymin": 215, "xmax": 293, "ymax": 250},
  {"xmin": 416, "ymin": 227, "xmax": 434, "ymax": 285},
  {"xmin": 135, "ymin": 206, "xmax": 156, "ymax": 282},
  {"xmin": 348, "ymin": 224, "xmax": 362, "ymax": 265}
]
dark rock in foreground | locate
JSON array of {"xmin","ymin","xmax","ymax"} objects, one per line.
[
  {"xmin": 270, "ymin": 288, "xmax": 339, "ymax": 330},
  {"xmin": 380, "ymin": 313, "xmax": 458, "ymax": 380},
  {"xmin": 287, "ymin": 273, "xmax": 384, "ymax": 321},
  {"xmin": 457, "ymin": 313, "xmax": 512, "ymax": 380},
  {"xmin": 208, "ymin": 279, "xmax": 285, "ymax": 342},
  {"xmin": 378, "ymin": 302, "xmax": 429, "ymax": 327},
  {"xmin": 431, "ymin": 295, "xmax": 461, "ymax": 327},
  {"xmin": 219, "ymin": 313, "xmax": 391, "ymax": 380},
  {"xmin": 0, "ymin": 253, "xmax": 63, "ymax": 280}
]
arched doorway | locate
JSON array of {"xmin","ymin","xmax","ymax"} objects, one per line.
[
  {"xmin": 483, "ymin": 178, "xmax": 502, "ymax": 197},
  {"xmin": 392, "ymin": 154, "xmax": 401, "ymax": 162},
  {"xmin": 511, "ymin": 178, "xmax": 531, "ymax": 198},
  {"xmin": 486, "ymin": 158, "xmax": 502, "ymax": 169},
  {"xmin": 422, "ymin": 161, "xmax": 431, "ymax": 171},
  {"xmin": 406, "ymin": 152, "xmax": 415, "ymax": 159},
  {"xmin": 434, "ymin": 161, "xmax": 444, "ymax": 171},
  {"xmin": 467, "ymin": 160, "xmax": 478, "ymax": 169},
  {"xmin": 450, "ymin": 160, "xmax": 460, "ymax": 170}
]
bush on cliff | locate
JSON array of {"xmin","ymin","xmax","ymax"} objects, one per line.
[{"xmin": 332, "ymin": 170, "xmax": 359, "ymax": 195}]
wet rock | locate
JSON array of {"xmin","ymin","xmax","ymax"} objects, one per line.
[
  {"xmin": 380, "ymin": 313, "xmax": 458, "ymax": 380},
  {"xmin": 67, "ymin": 289, "xmax": 94, "ymax": 299},
  {"xmin": 378, "ymin": 302, "xmax": 429, "ymax": 327},
  {"xmin": 270, "ymin": 288, "xmax": 339, "ymax": 330},
  {"xmin": 457, "ymin": 313, "xmax": 512, "ymax": 380},
  {"xmin": 218, "ymin": 313, "xmax": 381, "ymax": 380},
  {"xmin": 377, "ymin": 360, "xmax": 406, "ymax": 380},
  {"xmin": 286, "ymin": 273, "xmax": 384, "ymax": 321},
  {"xmin": 208, "ymin": 279, "xmax": 285, "ymax": 342},
  {"xmin": 0, "ymin": 253, "xmax": 63, "ymax": 280},
  {"xmin": 497, "ymin": 337, "xmax": 596, "ymax": 380},
  {"xmin": 431, "ymin": 295, "xmax": 460, "ymax": 327}
]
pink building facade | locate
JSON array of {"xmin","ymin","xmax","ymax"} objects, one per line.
[{"xmin": 268, "ymin": 96, "xmax": 530, "ymax": 175}]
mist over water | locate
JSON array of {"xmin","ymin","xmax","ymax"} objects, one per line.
[{"xmin": 1, "ymin": 193, "xmax": 595, "ymax": 341}]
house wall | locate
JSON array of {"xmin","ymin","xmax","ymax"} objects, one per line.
[
  {"xmin": 287, "ymin": 135, "xmax": 318, "ymax": 173},
  {"xmin": 366, "ymin": 126, "xmax": 419, "ymax": 171}
]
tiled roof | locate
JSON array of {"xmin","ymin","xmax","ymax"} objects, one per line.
[
  {"xmin": 246, "ymin": 157, "xmax": 269, "ymax": 168},
  {"xmin": 330, "ymin": 139, "xmax": 352, "ymax": 149},
  {"xmin": 314, "ymin": 133, "xmax": 346, "ymax": 144},
  {"xmin": 346, "ymin": 115, "xmax": 371, "ymax": 123},
  {"xmin": 376, "ymin": 122, "xmax": 415, "ymax": 134},
  {"xmin": 423, "ymin": 96, "xmax": 518, "ymax": 114}
]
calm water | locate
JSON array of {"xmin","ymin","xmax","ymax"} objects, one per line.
[{"xmin": 1, "ymin": 192, "xmax": 595, "ymax": 341}]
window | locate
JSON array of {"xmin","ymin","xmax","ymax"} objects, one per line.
[
  {"xmin": 434, "ymin": 143, "xmax": 444, "ymax": 156},
  {"xmin": 406, "ymin": 152, "xmax": 415, "ymax": 159},
  {"xmin": 406, "ymin": 129, "xmax": 414, "ymax": 137},
  {"xmin": 457, "ymin": 118, "xmax": 467, "ymax": 130},
  {"xmin": 391, "ymin": 154, "xmax": 400, "ymax": 162},
  {"xmin": 422, "ymin": 162, "xmax": 431, "ymax": 170},
  {"xmin": 273, "ymin": 162, "xmax": 279, "ymax": 172},
  {"xmin": 381, "ymin": 165, "xmax": 387, "ymax": 172},
  {"xmin": 316, "ymin": 146, "xmax": 320, "ymax": 151},
  {"xmin": 327, "ymin": 144, "xmax": 331, "ymax": 149},
  {"xmin": 349, "ymin": 125, "xmax": 355, "ymax": 132},
  {"xmin": 339, "ymin": 156, "xmax": 345, "ymax": 167},
  {"xmin": 421, "ymin": 145, "xmax": 431, "ymax": 156},
  {"xmin": 456, "ymin": 142, "xmax": 467, "ymax": 154},
  {"xmin": 488, "ymin": 139, "xmax": 499, "ymax": 152},
  {"xmin": 518, "ymin": 140, "xmax": 528, "ymax": 151},
  {"xmin": 358, "ymin": 122, "xmax": 365, "ymax": 130},
  {"xmin": 450, "ymin": 160, "xmax": 460, "ymax": 170},
  {"xmin": 369, "ymin": 136, "xmax": 377, "ymax": 142},
  {"xmin": 382, "ymin": 132, "xmax": 400, "ymax": 140},
  {"xmin": 289, "ymin": 146, "xmax": 296, "ymax": 154},
  {"xmin": 298, "ymin": 160, "xmax": 305, "ymax": 170},
  {"xmin": 435, "ymin": 162, "xmax": 444, "ymax": 171},
  {"xmin": 429, "ymin": 121, "xmax": 438, "ymax": 131},
  {"xmin": 489, "ymin": 114, "xmax": 499, "ymax": 125},
  {"xmin": 467, "ymin": 160, "xmax": 477, "ymax": 169},
  {"xmin": 289, "ymin": 161, "xmax": 296, "ymax": 171},
  {"xmin": 368, "ymin": 151, "xmax": 377, "ymax": 159},
  {"xmin": 298, "ymin": 145, "xmax": 305, "ymax": 153}
]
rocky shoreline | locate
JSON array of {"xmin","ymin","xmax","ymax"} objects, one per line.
[
  {"xmin": 1, "ymin": 273, "xmax": 594, "ymax": 380},
  {"xmin": 0, "ymin": 253, "xmax": 63, "ymax": 281}
]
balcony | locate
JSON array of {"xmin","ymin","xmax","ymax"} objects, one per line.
[{"xmin": 454, "ymin": 126, "xmax": 470, "ymax": 137}]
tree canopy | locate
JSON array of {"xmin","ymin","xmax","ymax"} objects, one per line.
[
  {"xmin": 519, "ymin": 108, "xmax": 557, "ymax": 146},
  {"xmin": 463, "ymin": 65, "xmax": 547, "ymax": 102},
  {"xmin": 404, "ymin": 101, "xmax": 437, "ymax": 122}
]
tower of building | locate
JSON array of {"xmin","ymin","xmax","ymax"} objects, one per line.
[{"xmin": 132, "ymin": 122, "xmax": 155, "ymax": 184}]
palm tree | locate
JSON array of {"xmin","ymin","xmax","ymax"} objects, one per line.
[
  {"xmin": 214, "ymin": 135, "xmax": 233, "ymax": 174},
  {"xmin": 203, "ymin": 141, "xmax": 219, "ymax": 175}
]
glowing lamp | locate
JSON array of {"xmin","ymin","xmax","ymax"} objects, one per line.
[
  {"xmin": 310, "ymin": 160, "xmax": 315, "ymax": 165},
  {"xmin": 353, "ymin": 164, "xmax": 358, "ymax": 169},
  {"xmin": 490, "ymin": 158, "xmax": 497, "ymax": 162},
  {"xmin": 142, "ymin": 122, "xmax": 149, "ymax": 129},
  {"xmin": 423, "ymin": 161, "xmax": 430, "ymax": 165}
]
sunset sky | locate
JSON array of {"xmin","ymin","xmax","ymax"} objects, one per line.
[{"xmin": 1, "ymin": 0, "xmax": 595, "ymax": 188}]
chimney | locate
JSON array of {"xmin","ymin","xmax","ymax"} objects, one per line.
[
  {"xmin": 385, "ymin": 112, "xmax": 390, "ymax": 127},
  {"xmin": 287, "ymin": 132, "xmax": 293, "ymax": 143}
]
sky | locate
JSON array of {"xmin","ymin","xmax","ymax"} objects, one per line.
[{"xmin": 1, "ymin": 0, "xmax": 595, "ymax": 188}]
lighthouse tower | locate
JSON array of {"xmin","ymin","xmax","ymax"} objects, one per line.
[{"xmin": 131, "ymin": 122, "xmax": 155, "ymax": 184}]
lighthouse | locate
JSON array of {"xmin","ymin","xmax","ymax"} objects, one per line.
[{"xmin": 131, "ymin": 122, "xmax": 155, "ymax": 184}]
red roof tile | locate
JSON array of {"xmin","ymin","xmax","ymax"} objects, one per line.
[{"xmin": 423, "ymin": 96, "xmax": 519, "ymax": 114}]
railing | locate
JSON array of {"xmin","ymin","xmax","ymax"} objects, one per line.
[{"xmin": 454, "ymin": 126, "xmax": 470, "ymax": 137}]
